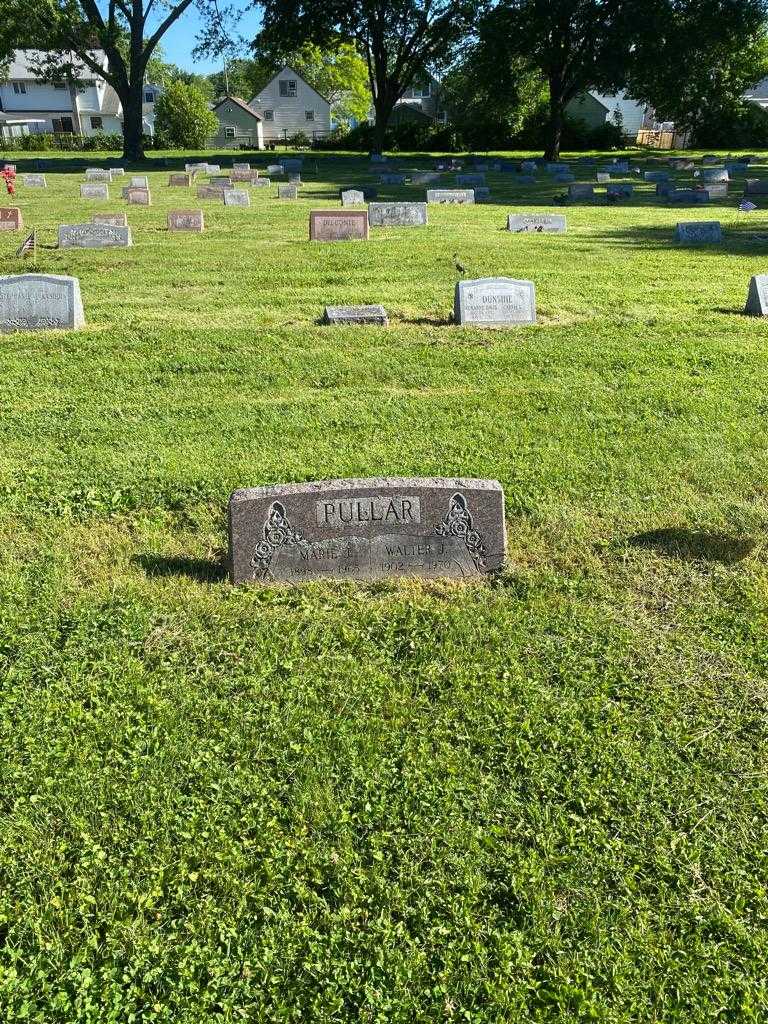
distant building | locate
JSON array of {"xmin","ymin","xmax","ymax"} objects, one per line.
[
  {"xmin": 392, "ymin": 73, "xmax": 446, "ymax": 125},
  {"xmin": 565, "ymin": 91, "xmax": 648, "ymax": 139},
  {"xmin": 0, "ymin": 49, "xmax": 123, "ymax": 138},
  {"xmin": 249, "ymin": 66, "xmax": 331, "ymax": 144},
  {"xmin": 209, "ymin": 95, "xmax": 264, "ymax": 150},
  {"xmin": 743, "ymin": 77, "xmax": 768, "ymax": 112}
]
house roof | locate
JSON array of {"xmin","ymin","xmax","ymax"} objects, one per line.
[
  {"xmin": 250, "ymin": 65, "xmax": 331, "ymax": 107},
  {"xmin": 744, "ymin": 77, "xmax": 768, "ymax": 102},
  {"xmin": 212, "ymin": 95, "xmax": 263, "ymax": 122},
  {"xmin": 7, "ymin": 48, "xmax": 108, "ymax": 79}
]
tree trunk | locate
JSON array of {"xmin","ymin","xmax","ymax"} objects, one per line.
[
  {"xmin": 544, "ymin": 78, "xmax": 564, "ymax": 161},
  {"xmin": 121, "ymin": 81, "xmax": 145, "ymax": 162},
  {"xmin": 372, "ymin": 91, "xmax": 396, "ymax": 154}
]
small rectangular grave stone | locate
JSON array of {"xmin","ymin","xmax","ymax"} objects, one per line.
[
  {"xmin": 310, "ymin": 210, "xmax": 369, "ymax": 241},
  {"xmin": 224, "ymin": 189, "xmax": 250, "ymax": 207},
  {"xmin": 228, "ymin": 477, "xmax": 506, "ymax": 584},
  {"xmin": 368, "ymin": 202, "xmax": 427, "ymax": 227},
  {"xmin": 109, "ymin": 167, "xmax": 125, "ymax": 177},
  {"xmin": 745, "ymin": 179, "xmax": 768, "ymax": 195},
  {"xmin": 323, "ymin": 305, "xmax": 389, "ymax": 326},
  {"xmin": 701, "ymin": 155, "xmax": 719, "ymax": 165},
  {"xmin": 520, "ymin": 161, "xmax": 537, "ymax": 173},
  {"xmin": 667, "ymin": 189, "xmax": 709, "ymax": 204},
  {"xmin": 426, "ymin": 189, "xmax": 475, "ymax": 204},
  {"xmin": 169, "ymin": 173, "xmax": 191, "ymax": 186},
  {"xmin": 210, "ymin": 176, "xmax": 232, "ymax": 186},
  {"xmin": 704, "ymin": 182, "xmax": 728, "ymax": 198},
  {"xmin": 674, "ymin": 220, "xmax": 722, "ymax": 244},
  {"xmin": 473, "ymin": 187, "xmax": 491, "ymax": 200},
  {"xmin": 0, "ymin": 274, "xmax": 84, "ymax": 332},
  {"xmin": 745, "ymin": 275, "xmax": 768, "ymax": 316},
  {"xmin": 93, "ymin": 212, "xmax": 128, "ymax": 226},
  {"xmin": 507, "ymin": 213, "xmax": 566, "ymax": 233},
  {"xmin": 251, "ymin": 178, "xmax": 271, "ymax": 188},
  {"xmin": 0, "ymin": 208, "xmax": 23, "ymax": 231},
  {"xmin": 233, "ymin": 162, "xmax": 251, "ymax": 171},
  {"xmin": 131, "ymin": 176, "xmax": 149, "ymax": 188},
  {"xmin": 23, "ymin": 174, "xmax": 46, "ymax": 187},
  {"xmin": 278, "ymin": 184, "xmax": 298, "ymax": 199},
  {"xmin": 568, "ymin": 183, "xmax": 594, "ymax": 199},
  {"xmin": 380, "ymin": 173, "xmax": 405, "ymax": 185},
  {"xmin": 607, "ymin": 183, "xmax": 633, "ymax": 197},
  {"xmin": 454, "ymin": 277, "xmax": 536, "ymax": 326},
  {"xmin": 700, "ymin": 168, "xmax": 728, "ymax": 183},
  {"xmin": 266, "ymin": 164, "xmax": 283, "ymax": 175},
  {"xmin": 288, "ymin": 174, "xmax": 301, "ymax": 184},
  {"xmin": 126, "ymin": 187, "xmax": 151, "ymax": 205},
  {"xmin": 341, "ymin": 189, "xmax": 365, "ymax": 206},
  {"xmin": 596, "ymin": 172, "xmax": 611, "ymax": 183},
  {"xmin": 456, "ymin": 174, "xmax": 485, "ymax": 186},
  {"xmin": 168, "ymin": 210, "xmax": 204, "ymax": 232},
  {"xmin": 81, "ymin": 183, "xmax": 109, "ymax": 199},
  {"xmin": 196, "ymin": 185, "xmax": 225, "ymax": 199},
  {"xmin": 281, "ymin": 159, "xmax": 302, "ymax": 173},
  {"xmin": 58, "ymin": 223, "xmax": 132, "ymax": 248},
  {"xmin": 85, "ymin": 168, "xmax": 110, "ymax": 181},
  {"xmin": 231, "ymin": 169, "xmax": 254, "ymax": 182},
  {"xmin": 644, "ymin": 171, "xmax": 670, "ymax": 182}
]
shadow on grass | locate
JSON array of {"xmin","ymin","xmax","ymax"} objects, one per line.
[
  {"xmin": 628, "ymin": 528, "xmax": 755, "ymax": 564},
  {"xmin": 595, "ymin": 223, "xmax": 768, "ymax": 253},
  {"xmin": 134, "ymin": 553, "xmax": 227, "ymax": 583}
]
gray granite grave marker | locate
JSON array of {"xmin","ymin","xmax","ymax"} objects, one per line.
[
  {"xmin": 23, "ymin": 174, "xmax": 46, "ymax": 187},
  {"xmin": 223, "ymin": 189, "xmax": 250, "ymax": 207},
  {"xmin": 674, "ymin": 220, "xmax": 722, "ymax": 244},
  {"xmin": 81, "ymin": 183, "xmax": 109, "ymax": 199},
  {"xmin": 126, "ymin": 187, "xmax": 151, "ymax": 205},
  {"xmin": 168, "ymin": 209, "xmax": 204, "ymax": 232},
  {"xmin": 426, "ymin": 189, "xmax": 475, "ymax": 204},
  {"xmin": 228, "ymin": 477, "xmax": 506, "ymax": 583},
  {"xmin": 0, "ymin": 274, "xmax": 84, "ymax": 331},
  {"xmin": 456, "ymin": 173, "xmax": 485, "ymax": 186},
  {"xmin": 131, "ymin": 175, "xmax": 149, "ymax": 188},
  {"xmin": 58, "ymin": 223, "xmax": 132, "ymax": 248},
  {"xmin": 667, "ymin": 189, "xmax": 709, "ymax": 204},
  {"xmin": 323, "ymin": 305, "xmax": 389, "ymax": 325},
  {"xmin": 568, "ymin": 183, "xmax": 594, "ymax": 199},
  {"xmin": 278, "ymin": 184, "xmax": 298, "ymax": 199},
  {"xmin": 745, "ymin": 274, "xmax": 768, "ymax": 316},
  {"xmin": 93, "ymin": 212, "xmax": 128, "ymax": 226},
  {"xmin": 368, "ymin": 202, "xmax": 427, "ymax": 227},
  {"xmin": 507, "ymin": 213, "xmax": 566, "ymax": 233},
  {"xmin": 85, "ymin": 168, "xmax": 110, "ymax": 181},
  {"xmin": 745, "ymin": 179, "xmax": 768, "ymax": 195},
  {"xmin": 454, "ymin": 277, "xmax": 536, "ymax": 326},
  {"xmin": 341, "ymin": 189, "xmax": 365, "ymax": 206},
  {"xmin": 169, "ymin": 173, "xmax": 191, "ymax": 186}
]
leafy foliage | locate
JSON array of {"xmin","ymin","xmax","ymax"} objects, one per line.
[{"xmin": 154, "ymin": 80, "xmax": 219, "ymax": 148}]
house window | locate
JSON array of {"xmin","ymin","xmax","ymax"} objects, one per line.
[
  {"xmin": 54, "ymin": 82, "xmax": 66, "ymax": 90},
  {"xmin": 264, "ymin": 110, "xmax": 274, "ymax": 120},
  {"xmin": 279, "ymin": 79, "xmax": 297, "ymax": 97},
  {"xmin": 52, "ymin": 117, "xmax": 74, "ymax": 133},
  {"xmin": 12, "ymin": 82, "xmax": 27, "ymax": 95},
  {"xmin": 145, "ymin": 90, "xmax": 155, "ymax": 104},
  {"xmin": 90, "ymin": 116, "xmax": 103, "ymax": 130},
  {"xmin": 224, "ymin": 126, "xmax": 236, "ymax": 138},
  {"xmin": 305, "ymin": 110, "xmax": 314, "ymax": 121}
]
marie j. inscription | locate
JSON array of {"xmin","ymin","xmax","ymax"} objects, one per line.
[{"xmin": 228, "ymin": 477, "xmax": 506, "ymax": 583}]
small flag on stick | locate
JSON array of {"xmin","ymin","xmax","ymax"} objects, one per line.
[
  {"xmin": 739, "ymin": 200, "xmax": 758, "ymax": 213},
  {"xmin": 16, "ymin": 229, "xmax": 36, "ymax": 258}
]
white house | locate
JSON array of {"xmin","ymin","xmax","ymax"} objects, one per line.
[
  {"xmin": 249, "ymin": 66, "xmax": 331, "ymax": 143},
  {"xmin": 566, "ymin": 90, "xmax": 648, "ymax": 139},
  {"xmin": 0, "ymin": 50, "xmax": 123, "ymax": 138}
]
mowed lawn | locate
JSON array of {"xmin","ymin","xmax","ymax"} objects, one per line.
[{"xmin": 1, "ymin": 149, "xmax": 767, "ymax": 1022}]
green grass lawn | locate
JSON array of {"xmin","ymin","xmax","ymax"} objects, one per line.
[{"xmin": 1, "ymin": 147, "xmax": 767, "ymax": 1022}]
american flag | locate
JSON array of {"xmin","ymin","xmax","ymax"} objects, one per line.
[
  {"xmin": 15, "ymin": 229, "xmax": 36, "ymax": 258},
  {"xmin": 739, "ymin": 200, "xmax": 758, "ymax": 212}
]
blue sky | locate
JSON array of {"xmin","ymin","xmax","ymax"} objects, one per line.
[{"xmin": 157, "ymin": 2, "xmax": 262, "ymax": 74}]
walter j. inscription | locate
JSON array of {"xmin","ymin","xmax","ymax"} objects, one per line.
[{"xmin": 228, "ymin": 478, "xmax": 506, "ymax": 583}]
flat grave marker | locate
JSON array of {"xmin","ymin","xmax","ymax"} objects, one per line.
[
  {"xmin": 0, "ymin": 274, "xmax": 84, "ymax": 332},
  {"xmin": 228, "ymin": 477, "xmax": 506, "ymax": 584},
  {"xmin": 323, "ymin": 305, "xmax": 389, "ymax": 326},
  {"xmin": 309, "ymin": 210, "xmax": 369, "ymax": 241},
  {"xmin": 93, "ymin": 212, "xmax": 128, "ymax": 226}
]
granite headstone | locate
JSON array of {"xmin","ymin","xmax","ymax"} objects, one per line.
[
  {"xmin": 0, "ymin": 274, "xmax": 84, "ymax": 332},
  {"xmin": 454, "ymin": 277, "xmax": 536, "ymax": 326}
]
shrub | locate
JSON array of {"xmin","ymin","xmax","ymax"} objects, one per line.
[
  {"xmin": 286, "ymin": 131, "xmax": 312, "ymax": 148},
  {"xmin": 17, "ymin": 133, "xmax": 53, "ymax": 151},
  {"xmin": 155, "ymin": 81, "xmax": 219, "ymax": 149}
]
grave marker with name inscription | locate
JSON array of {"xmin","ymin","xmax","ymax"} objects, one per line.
[
  {"xmin": 456, "ymin": 173, "xmax": 485, "ymax": 186},
  {"xmin": 85, "ymin": 168, "xmax": 110, "ymax": 181},
  {"xmin": 674, "ymin": 220, "xmax": 722, "ymax": 244},
  {"xmin": 81, "ymin": 183, "xmax": 109, "ymax": 199},
  {"xmin": 58, "ymin": 223, "xmax": 132, "ymax": 248},
  {"xmin": 568, "ymin": 183, "xmax": 594, "ymax": 199},
  {"xmin": 745, "ymin": 179, "xmax": 768, "ymax": 195},
  {"xmin": 278, "ymin": 184, "xmax": 298, "ymax": 199},
  {"xmin": 251, "ymin": 178, "xmax": 271, "ymax": 189},
  {"xmin": 323, "ymin": 305, "xmax": 389, "ymax": 326},
  {"xmin": 507, "ymin": 213, "xmax": 566, "ymax": 233},
  {"xmin": 169, "ymin": 173, "xmax": 192, "ymax": 186},
  {"xmin": 168, "ymin": 210, "xmax": 204, "ymax": 232},
  {"xmin": 228, "ymin": 477, "xmax": 506, "ymax": 583},
  {"xmin": 93, "ymin": 212, "xmax": 128, "ymax": 226},
  {"xmin": 0, "ymin": 208, "xmax": 23, "ymax": 231},
  {"xmin": 126, "ymin": 187, "xmax": 151, "ymax": 205},
  {"xmin": 131, "ymin": 176, "xmax": 149, "ymax": 188},
  {"xmin": 455, "ymin": 277, "xmax": 536, "ymax": 326},
  {"xmin": 309, "ymin": 210, "xmax": 369, "ymax": 241},
  {"xmin": 223, "ymin": 189, "xmax": 250, "ymax": 207},
  {"xmin": 0, "ymin": 274, "xmax": 84, "ymax": 332},
  {"xmin": 23, "ymin": 174, "xmax": 46, "ymax": 187},
  {"xmin": 341, "ymin": 189, "xmax": 365, "ymax": 206},
  {"xmin": 667, "ymin": 189, "xmax": 709, "ymax": 204},
  {"xmin": 368, "ymin": 202, "xmax": 427, "ymax": 227},
  {"xmin": 426, "ymin": 189, "xmax": 475, "ymax": 204}
]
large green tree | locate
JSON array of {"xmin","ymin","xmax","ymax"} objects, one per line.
[
  {"xmin": 5, "ymin": 0, "xmax": 229, "ymax": 160},
  {"xmin": 154, "ymin": 79, "xmax": 219, "ymax": 146},
  {"xmin": 625, "ymin": 0, "xmax": 768, "ymax": 137},
  {"xmin": 253, "ymin": 0, "xmax": 475, "ymax": 150}
]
